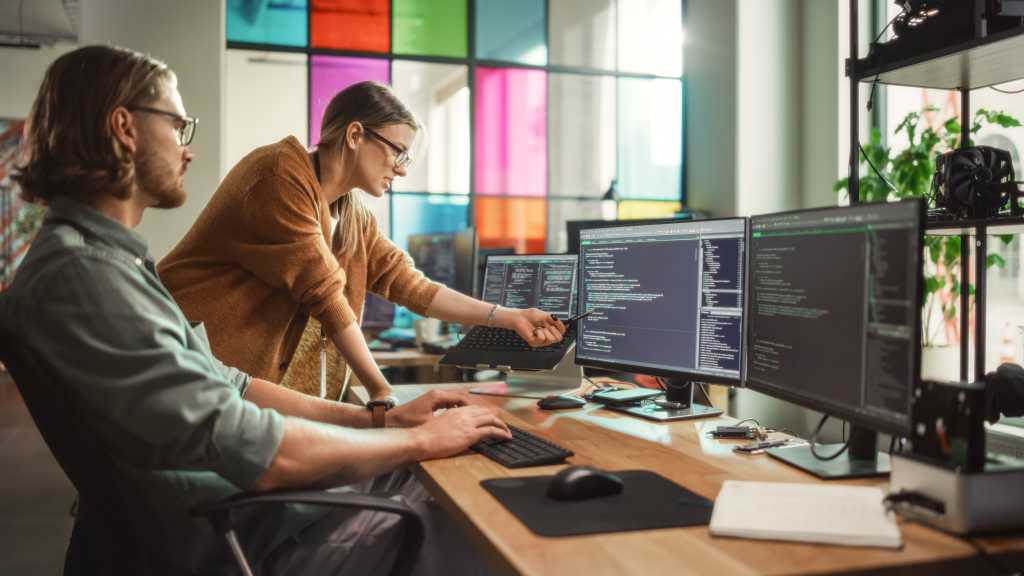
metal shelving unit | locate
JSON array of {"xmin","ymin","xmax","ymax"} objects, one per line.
[{"xmin": 846, "ymin": 1, "xmax": 1024, "ymax": 383}]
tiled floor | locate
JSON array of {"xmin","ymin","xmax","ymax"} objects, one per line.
[{"xmin": 0, "ymin": 372, "xmax": 75, "ymax": 575}]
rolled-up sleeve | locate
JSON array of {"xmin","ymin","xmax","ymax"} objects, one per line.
[
  {"xmin": 364, "ymin": 218, "xmax": 442, "ymax": 315},
  {"xmin": 29, "ymin": 256, "xmax": 284, "ymax": 490},
  {"xmin": 236, "ymin": 172, "xmax": 357, "ymax": 333}
]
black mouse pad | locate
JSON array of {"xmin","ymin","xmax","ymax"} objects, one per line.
[{"xmin": 480, "ymin": 470, "xmax": 713, "ymax": 537}]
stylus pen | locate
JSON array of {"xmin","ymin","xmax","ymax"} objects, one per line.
[{"xmin": 565, "ymin": 310, "xmax": 595, "ymax": 324}]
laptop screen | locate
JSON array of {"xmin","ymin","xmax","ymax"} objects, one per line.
[{"xmin": 481, "ymin": 254, "xmax": 578, "ymax": 319}]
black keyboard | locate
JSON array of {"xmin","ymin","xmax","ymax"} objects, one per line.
[
  {"xmin": 472, "ymin": 425, "xmax": 574, "ymax": 468},
  {"xmin": 457, "ymin": 325, "xmax": 576, "ymax": 353}
]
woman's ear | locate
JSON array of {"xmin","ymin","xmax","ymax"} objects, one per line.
[
  {"xmin": 345, "ymin": 121, "xmax": 364, "ymax": 151},
  {"xmin": 110, "ymin": 106, "xmax": 138, "ymax": 155}
]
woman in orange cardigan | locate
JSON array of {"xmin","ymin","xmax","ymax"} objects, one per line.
[{"xmin": 158, "ymin": 81, "xmax": 564, "ymax": 402}]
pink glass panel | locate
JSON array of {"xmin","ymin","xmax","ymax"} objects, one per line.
[
  {"xmin": 310, "ymin": 56, "xmax": 389, "ymax": 145},
  {"xmin": 474, "ymin": 67, "xmax": 547, "ymax": 197}
]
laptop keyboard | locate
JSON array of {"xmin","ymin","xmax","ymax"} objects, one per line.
[
  {"xmin": 458, "ymin": 325, "xmax": 576, "ymax": 353},
  {"xmin": 472, "ymin": 425, "xmax": 574, "ymax": 468}
]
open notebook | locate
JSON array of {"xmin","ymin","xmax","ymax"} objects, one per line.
[{"xmin": 709, "ymin": 480, "xmax": 902, "ymax": 549}]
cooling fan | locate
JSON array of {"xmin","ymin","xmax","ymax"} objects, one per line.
[{"xmin": 932, "ymin": 146, "xmax": 1019, "ymax": 219}]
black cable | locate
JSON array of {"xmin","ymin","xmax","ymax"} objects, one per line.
[
  {"xmin": 809, "ymin": 414, "xmax": 851, "ymax": 461},
  {"xmin": 990, "ymin": 85, "xmax": 1024, "ymax": 95},
  {"xmin": 866, "ymin": 9, "xmax": 905, "ymax": 112},
  {"xmin": 735, "ymin": 418, "xmax": 760, "ymax": 428},
  {"xmin": 889, "ymin": 435, "xmax": 897, "ymax": 455},
  {"xmin": 858, "ymin": 142, "xmax": 898, "ymax": 194}
]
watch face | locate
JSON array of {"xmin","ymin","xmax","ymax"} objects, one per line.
[{"xmin": 368, "ymin": 399, "xmax": 395, "ymax": 410}]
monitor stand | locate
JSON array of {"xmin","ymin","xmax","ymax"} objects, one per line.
[
  {"xmin": 767, "ymin": 425, "xmax": 891, "ymax": 479},
  {"xmin": 469, "ymin": 346, "xmax": 584, "ymax": 399},
  {"xmin": 606, "ymin": 380, "xmax": 723, "ymax": 422}
]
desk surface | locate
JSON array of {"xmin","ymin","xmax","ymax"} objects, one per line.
[
  {"xmin": 370, "ymin": 349, "xmax": 443, "ymax": 367},
  {"xmin": 383, "ymin": 383, "xmax": 1024, "ymax": 576}
]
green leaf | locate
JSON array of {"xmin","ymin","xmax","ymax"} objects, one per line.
[
  {"xmin": 999, "ymin": 234, "xmax": 1015, "ymax": 245},
  {"xmin": 987, "ymin": 254, "xmax": 1007, "ymax": 268},
  {"xmin": 944, "ymin": 118, "xmax": 961, "ymax": 134},
  {"xmin": 925, "ymin": 276, "xmax": 944, "ymax": 294}
]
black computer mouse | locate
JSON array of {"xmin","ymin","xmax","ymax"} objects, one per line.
[
  {"xmin": 546, "ymin": 466, "xmax": 624, "ymax": 501},
  {"xmin": 537, "ymin": 395, "xmax": 586, "ymax": 410}
]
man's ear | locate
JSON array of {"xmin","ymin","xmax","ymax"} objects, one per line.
[{"xmin": 110, "ymin": 106, "xmax": 138, "ymax": 155}]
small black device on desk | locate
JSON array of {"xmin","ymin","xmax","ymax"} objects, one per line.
[
  {"xmin": 587, "ymin": 387, "xmax": 663, "ymax": 406},
  {"xmin": 546, "ymin": 466, "xmax": 623, "ymax": 500},
  {"xmin": 537, "ymin": 395, "xmax": 586, "ymax": 410},
  {"xmin": 472, "ymin": 425, "xmax": 574, "ymax": 468}
]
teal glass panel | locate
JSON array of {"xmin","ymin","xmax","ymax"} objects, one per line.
[
  {"xmin": 390, "ymin": 194, "xmax": 470, "ymax": 250},
  {"xmin": 227, "ymin": 0, "xmax": 308, "ymax": 47},
  {"xmin": 618, "ymin": 78, "xmax": 682, "ymax": 200},
  {"xmin": 475, "ymin": 0, "xmax": 546, "ymax": 65},
  {"xmin": 393, "ymin": 0, "xmax": 467, "ymax": 57}
]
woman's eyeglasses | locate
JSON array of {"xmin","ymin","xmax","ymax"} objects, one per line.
[
  {"xmin": 128, "ymin": 106, "xmax": 198, "ymax": 146},
  {"xmin": 364, "ymin": 127, "xmax": 412, "ymax": 169}
]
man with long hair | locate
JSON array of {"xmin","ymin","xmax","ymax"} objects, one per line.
[{"xmin": 6, "ymin": 44, "xmax": 503, "ymax": 575}]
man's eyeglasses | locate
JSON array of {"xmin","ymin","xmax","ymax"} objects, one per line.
[
  {"xmin": 128, "ymin": 106, "xmax": 198, "ymax": 146},
  {"xmin": 364, "ymin": 127, "xmax": 412, "ymax": 169}
]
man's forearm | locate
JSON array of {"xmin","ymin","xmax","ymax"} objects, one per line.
[
  {"xmin": 244, "ymin": 378, "xmax": 372, "ymax": 428},
  {"xmin": 253, "ymin": 417, "xmax": 424, "ymax": 490}
]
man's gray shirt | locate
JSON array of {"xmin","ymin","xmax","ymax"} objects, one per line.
[{"xmin": 4, "ymin": 197, "xmax": 301, "ymax": 571}]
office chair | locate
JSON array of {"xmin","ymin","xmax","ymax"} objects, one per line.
[{"xmin": 0, "ymin": 301, "xmax": 424, "ymax": 576}]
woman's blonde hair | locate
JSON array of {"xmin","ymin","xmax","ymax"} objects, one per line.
[{"xmin": 318, "ymin": 81, "xmax": 417, "ymax": 254}]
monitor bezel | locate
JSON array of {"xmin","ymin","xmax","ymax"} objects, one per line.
[
  {"xmin": 566, "ymin": 217, "xmax": 688, "ymax": 255},
  {"xmin": 572, "ymin": 216, "xmax": 749, "ymax": 386},
  {"xmin": 480, "ymin": 252, "xmax": 580, "ymax": 319},
  {"xmin": 742, "ymin": 198, "xmax": 925, "ymax": 437}
]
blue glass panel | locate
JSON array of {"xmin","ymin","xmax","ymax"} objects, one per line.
[
  {"xmin": 390, "ymin": 194, "xmax": 470, "ymax": 250},
  {"xmin": 227, "ymin": 0, "xmax": 308, "ymax": 47},
  {"xmin": 390, "ymin": 194, "xmax": 470, "ymax": 327},
  {"xmin": 475, "ymin": 0, "xmax": 546, "ymax": 64}
]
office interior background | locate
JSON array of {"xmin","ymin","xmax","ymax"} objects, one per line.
[{"xmin": 3, "ymin": 0, "xmax": 1024, "ymax": 573}]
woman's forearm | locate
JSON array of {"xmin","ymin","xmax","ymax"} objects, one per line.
[
  {"xmin": 424, "ymin": 286, "xmax": 510, "ymax": 327},
  {"xmin": 327, "ymin": 321, "xmax": 392, "ymax": 399}
]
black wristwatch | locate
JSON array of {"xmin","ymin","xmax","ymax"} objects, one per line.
[{"xmin": 367, "ymin": 396, "xmax": 397, "ymax": 428}]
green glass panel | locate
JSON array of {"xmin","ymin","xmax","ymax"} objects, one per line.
[{"xmin": 393, "ymin": 0, "xmax": 467, "ymax": 57}]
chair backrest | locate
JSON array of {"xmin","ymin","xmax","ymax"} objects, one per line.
[{"xmin": 0, "ymin": 300, "xmax": 156, "ymax": 574}]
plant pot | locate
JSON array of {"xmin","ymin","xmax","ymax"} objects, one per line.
[{"xmin": 921, "ymin": 345, "xmax": 960, "ymax": 382}]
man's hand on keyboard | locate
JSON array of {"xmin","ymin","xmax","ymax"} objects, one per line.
[
  {"xmin": 414, "ymin": 406, "xmax": 513, "ymax": 459},
  {"xmin": 389, "ymin": 389, "xmax": 473, "ymax": 428},
  {"xmin": 498, "ymin": 307, "xmax": 566, "ymax": 347}
]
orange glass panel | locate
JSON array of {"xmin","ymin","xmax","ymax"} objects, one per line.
[
  {"xmin": 311, "ymin": 0, "xmax": 389, "ymax": 53},
  {"xmin": 475, "ymin": 197, "xmax": 547, "ymax": 254}
]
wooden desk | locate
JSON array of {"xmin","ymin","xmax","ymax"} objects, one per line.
[
  {"xmin": 385, "ymin": 384, "xmax": 1024, "ymax": 576},
  {"xmin": 370, "ymin": 350, "xmax": 459, "ymax": 384}
]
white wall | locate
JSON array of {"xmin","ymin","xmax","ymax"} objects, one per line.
[
  {"xmin": 0, "ymin": 43, "xmax": 76, "ymax": 119},
  {"xmin": 80, "ymin": 0, "xmax": 225, "ymax": 260}
]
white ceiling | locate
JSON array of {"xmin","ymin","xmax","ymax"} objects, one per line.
[{"xmin": 0, "ymin": 0, "xmax": 78, "ymax": 45}]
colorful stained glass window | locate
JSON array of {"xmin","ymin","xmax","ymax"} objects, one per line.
[
  {"xmin": 390, "ymin": 194, "xmax": 470, "ymax": 250},
  {"xmin": 549, "ymin": 0, "xmax": 615, "ymax": 70},
  {"xmin": 549, "ymin": 73, "xmax": 615, "ymax": 198},
  {"xmin": 475, "ymin": 197, "xmax": 546, "ymax": 254},
  {"xmin": 390, "ymin": 61, "xmax": 471, "ymax": 195},
  {"xmin": 311, "ymin": 0, "xmax": 389, "ymax": 53},
  {"xmin": 393, "ymin": 0, "xmax": 467, "ymax": 57},
  {"xmin": 616, "ymin": 200, "xmax": 682, "ymax": 219},
  {"xmin": 474, "ymin": 67, "xmax": 547, "ymax": 197},
  {"xmin": 309, "ymin": 56, "xmax": 390, "ymax": 145},
  {"xmin": 227, "ymin": 0, "xmax": 308, "ymax": 47},
  {"xmin": 618, "ymin": 77, "xmax": 682, "ymax": 199},
  {"xmin": 475, "ymin": 0, "xmax": 546, "ymax": 65}
]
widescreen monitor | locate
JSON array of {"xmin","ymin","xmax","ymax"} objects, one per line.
[
  {"xmin": 745, "ymin": 199, "xmax": 924, "ymax": 478},
  {"xmin": 576, "ymin": 218, "xmax": 746, "ymax": 419}
]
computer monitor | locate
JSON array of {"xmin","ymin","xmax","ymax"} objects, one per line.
[
  {"xmin": 406, "ymin": 229, "xmax": 478, "ymax": 296},
  {"xmin": 480, "ymin": 253, "xmax": 578, "ymax": 319},
  {"xmin": 475, "ymin": 247, "xmax": 515, "ymax": 298},
  {"xmin": 745, "ymin": 199, "xmax": 924, "ymax": 479},
  {"xmin": 361, "ymin": 292, "xmax": 395, "ymax": 330},
  {"xmin": 576, "ymin": 218, "xmax": 746, "ymax": 420},
  {"xmin": 566, "ymin": 216, "xmax": 692, "ymax": 255}
]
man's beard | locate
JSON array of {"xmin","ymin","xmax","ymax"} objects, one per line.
[{"xmin": 135, "ymin": 146, "xmax": 186, "ymax": 209}]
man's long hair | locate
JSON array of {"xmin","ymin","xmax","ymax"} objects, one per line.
[{"xmin": 14, "ymin": 45, "xmax": 174, "ymax": 203}]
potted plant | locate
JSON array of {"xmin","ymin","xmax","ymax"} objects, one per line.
[{"xmin": 834, "ymin": 107, "xmax": 1022, "ymax": 379}]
